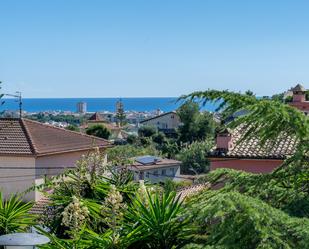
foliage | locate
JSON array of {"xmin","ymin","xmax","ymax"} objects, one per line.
[
  {"xmin": 125, "ymin": 190, "xmax": 192, "ymax": 249},
  {"xmin": 138, "ymin": 125, "xmax": 157, "ymax": 137},
  {"xmin": 188, "ymin": 191, "xmax": 309, "ymax": 249},
  {"xmin": 177, "ymin": 101, "xmax": 216, "ymax": 143},
  {"xmin": 197, "ymin": 166, "xmax": 309, "ymax": 218},
  {"xmin": 0, "ymin": 193, "xmax": 36, "ymax": 235},
  {"xmin": 115, "ymin": 100, "xmax": 126, "ymax": 126},
  {"xmin": 126, "ymin": 134, "xmax": 138, "ymax": 144},
  {"xmin": 163, "ymin": 178, "xmax": 192, "ymax": 194},
  {"xmin": 177, "ymin": 140, "xmax": 213, "ymax": 174},
  {"xmin": 66, "ymin": 124, "xmax": 80, "ymax": 132},
  {"xmin": 86, "ymin": 124, "xmax": 111, "ymax": 139},
  {"xmin": 152, "ymin": 131, "xmax": 166, "ymax": 145}
]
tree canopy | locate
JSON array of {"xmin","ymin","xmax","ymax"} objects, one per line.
[{"xmin": 86, "ymin": 124, "xmax": 111, "ymax": 139}]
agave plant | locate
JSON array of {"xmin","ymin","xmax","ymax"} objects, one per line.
[
  {"xmin": 0, "ymin": 192, "xmax": 36, "ymax": 235},
  {"xmin": 125, "ymin": 190, "xmax": 193, "ymax": 249}
]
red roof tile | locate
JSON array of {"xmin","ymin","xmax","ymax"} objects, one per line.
[
  {"xmin": 212, "ymin": 126, "xmax": 297, "ymax": 159},
  {"xmin": 0, "ymin": 118, "xmax": 111, "ymax": 156}
]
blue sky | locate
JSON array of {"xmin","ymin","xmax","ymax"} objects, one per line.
[{"xmin": 1, "ymin": 0, "xmax": 309, "ymax": 98}]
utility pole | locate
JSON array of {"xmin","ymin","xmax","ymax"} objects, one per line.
[{"xmin": 4, "ymin": 92, "xmax": 22, "ymax": 118}]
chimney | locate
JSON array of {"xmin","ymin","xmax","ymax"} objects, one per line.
[{"xmin": 216, "ymin": 128, "xmax": 233, "ymax": 151}]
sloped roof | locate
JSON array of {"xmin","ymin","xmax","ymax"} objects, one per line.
[
  {"xmin": 292, "ymin": 84, "xmax": 306, "ymax": 92},
  {"xmin": 212, "ymin": 126, "xmax": 297, "ymax": 159},
  {"xmin": 88, "ymin": 112, "xmax": 105, "ymax": 121},
  {"xmin": 0, "ymin": 118, "xmax": 111, "ymax": 156},
  {"xmin": 140, "ymin": 111, "xmax": 177, "ymax": 123}
]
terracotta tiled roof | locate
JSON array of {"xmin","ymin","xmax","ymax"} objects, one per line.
[
  {"xmin": 0, "ymin": 118, "xmax": 34, "ymax": 155},
  {"xmin": 177, "ymin": 183, "xmax": 209, "ymax": 200},
  {"xmin": 29, "ymin": 196, "xmax": 50, "ymax": 215},
  {"xmin": 88, "ymin": 112, "xmax": 105, "ymax": 121},
  {"xmin": 292, "ymin": 84, "xmax": 306, "ymax": 92},
  {"xmin": 212, "ymin": 126, "xmax": 298, "ymax": 159},
  {"xmin": 0, "ymin": 118, "xmax": 111, "ymax": 156}
]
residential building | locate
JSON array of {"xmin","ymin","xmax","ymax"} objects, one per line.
[
  {"xmin": 209, "ymin": 84, "xmax": 309, "ymax": 174},
  {"xmin": 209, "ymin": 125, "xmax": 297, "ymax": 174},
  {"xmin": 140, "ymin": 111, "xmax": 181, "ymax": 135},
  {"xmin": 0, "ymin": 118, "xmax": 111, "ymax": 201},
  {"xmin": 85, "ymin": 112, "xmax": 125, "ymax": 140},
  {"xmin": 288, "ymin": 84, "xmax": 309, "ymax": 114},
  {"xmin": 127, "ymin": 156, "xmax": 181, "ymax": 183},
  {"xmin": 76, "ymin": 101, "xmax": 87, "ymax": 114}
]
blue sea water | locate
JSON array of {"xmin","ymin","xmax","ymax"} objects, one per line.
[{"xmin": 0, "ymin": 97, "xmax": 218, "ymax": 113}]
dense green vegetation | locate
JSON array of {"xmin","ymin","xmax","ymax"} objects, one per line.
[{"xmin": 86, "ymin": 124, "xmax": 111, "ymax": 139}]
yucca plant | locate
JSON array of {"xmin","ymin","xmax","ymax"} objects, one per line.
[
  {"xmin": 125, "ymin": 190, "xmax": 193, "ymax": 249},
  {"xmin": 0, "ymin": 192, "xmax": 36, "ymax": 235}
]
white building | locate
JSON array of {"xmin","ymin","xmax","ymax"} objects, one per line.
[
  {"xmin": 140, "ymin": 111, "xmax": 181, "ymax": 134},
  {"xmin": 0, "ymin": 118, "xmax": 111, "ymax": 201},
  {"xmin": 128, "ymin": 156, "xmax": 181, "ymax": 183},
  {"xmin": 76, "ymin": 101, "xmax": 87, "ymax": 114}
]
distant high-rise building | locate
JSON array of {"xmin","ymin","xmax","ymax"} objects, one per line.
[{"xmin": 77, "ymin": 101, "xmax": 87, "ymax": 114}]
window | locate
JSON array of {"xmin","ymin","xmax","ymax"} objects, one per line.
[
  {"xmin": 139, "ymin": 172, "xmax": 144, "ymax": 180},
  {"xmin": 170, "ymin": 168, "xmax": 175, "ymax": 176},
  {"xmin": 162, "ymin": 169, "xmax": 166, "ymax": 175},
  {"xmin": 154, "ymin": 170, "xmax": 159, "ymax": 176},
  {"xmin": 146, "ymin": 172, "xmax": 150, "ymax": 178}
]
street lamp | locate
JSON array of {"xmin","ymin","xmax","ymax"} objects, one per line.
[{"xmin": 0, "ymin": 233, "xmax": 50, "ymax": 249}]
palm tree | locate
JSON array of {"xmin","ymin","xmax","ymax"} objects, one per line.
[
  {"xmin": 125, "ymin": 190, "xmax": 192, "ymax": 249},
  {"xmin": 0, "ymin": 193, "xmax": 36, "ymax": 235}
]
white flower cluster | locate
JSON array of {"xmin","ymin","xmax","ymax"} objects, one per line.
[
  {"xmin": 102, "ymin": 185, "xmax": 125, "ymax": 229},
  {"xmin": 76, "ymin": 148, "xmax": 108, "ymax": 179},
  {"xmin": 61, "ymin": 196, "xmax": 90, "ymax": 231},
  {"xmin": 137, "ymin": 181, "xmax": 149, "ymax": 205}
]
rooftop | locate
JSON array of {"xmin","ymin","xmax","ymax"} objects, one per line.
[
  {"xmin": 292, "ymin": 84, "xmax": 306, "ymax": 92},
  {"xmin": 212, "ymin": 126, "xmax": 297, "ymax": 159},
  {"xmin": 128, "ymin": 156, "xmax": 181, "ymax": 171},
  {"xmin": 0, "ymin": 118, "xmax": 111, "ymax": 156},
  {"xmin": 140, "ymin": 111, "xmax": 177, "ymax": 123}
]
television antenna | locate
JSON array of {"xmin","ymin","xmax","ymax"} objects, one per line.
[{"xmin": 4, "ymin": 91, "xmax": 22, "ymax": 118}]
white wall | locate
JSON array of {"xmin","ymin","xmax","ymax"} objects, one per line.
[
  {"xmin": 142, "ymin": 113, "xmax": 181, "ymax": 130},
  {"xmin": 0, "ymin": 156, "xmax": 36, "ymax": 201},
  {"xmin": 35, "ymin": 151, "xmax": 87, "ymax": 177},
  {"xmin": 134, "ymin": 165, "xmax": 181, "ymax": 183}
]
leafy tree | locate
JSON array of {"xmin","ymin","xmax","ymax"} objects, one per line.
[
  {"xmin": 138, "ymin": 126, "xmax": 157, "ymax": 137},
  {"xmin": 126, "ymin": 134, "xmax": 138, "ymax": 144},
  {"xmin": 86, "ymin": 124, "xmax": 111, "ymax": 139},
  {"xmin": 177, "ymin": 140, "xmax": 212, "ymax": 174},
  {"xmin": 116, "ymin": 100, "xmax": 126, "ymax": 126},
  {"xmin": 177, "ymin": 101, "xmax": 216, "ymax": 143},
  {"xmin": 188, "ymin": 191, "xmax": 309, "ymax": 249},
  {"xmin": 152, "ymin": 131, "xmax": 166, "ymax": 145},
  {"xmin": 66, "ymin": 124, "xmax": 80, "ymax": 132}
]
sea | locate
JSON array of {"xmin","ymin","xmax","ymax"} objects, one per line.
[{"xmin": 0, "ymin": 98, "xmax": 218, "ymax": 113}]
